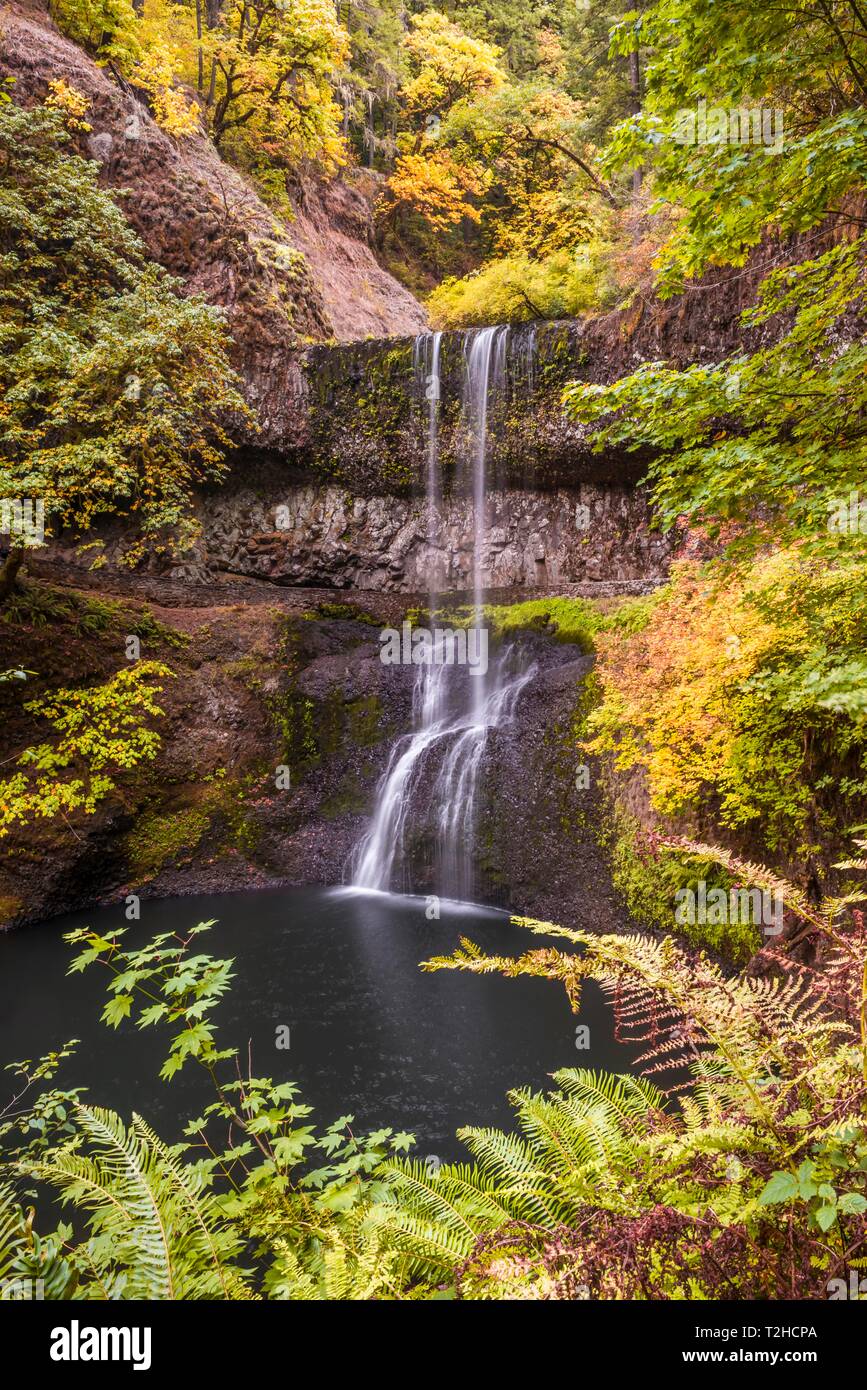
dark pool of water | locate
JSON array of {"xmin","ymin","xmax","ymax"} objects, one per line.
[{"xmin": 0, "ymin": 887, "xmax": 638, "ymax": 1162}]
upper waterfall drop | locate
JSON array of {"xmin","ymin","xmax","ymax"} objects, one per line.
[
  {"xmin": 463, "ymin": 326, "xmax": 508, "ymax": 623},
  {"xmin": 349, "ymin": 325, "xmax": 538, "ymax": 902}
]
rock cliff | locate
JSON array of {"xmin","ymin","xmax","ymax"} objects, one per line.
[{"xmin": 187, "ymin": 481, "xmax": 672, "ymax": 593}]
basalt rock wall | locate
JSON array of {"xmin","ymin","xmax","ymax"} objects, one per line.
[
  {"xmin": 191, "ymin": 477, "xmax": 672, "ymax": 593},
  {"xmin": 298, "ymin": 233, "xmax": 809, "ymax": 498},
  {"xmin": 302, "ymin": 323, "xmax": 649, "ymax": 496}
]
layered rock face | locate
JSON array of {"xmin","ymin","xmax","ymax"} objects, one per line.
[
  {"xmin": 303, "ymin": 323, "xmax": 649, "ymax": 496},
  {"xmin": 194, "ymin": 482, "xmax": 672, "ymax": 593},
  {"xmin": 46, "ymin": 318, "xmax": 679, "ymax": 592},
  {"xmin": 180, "ymin": 321, "xmax": 676, "ymax": 593}
]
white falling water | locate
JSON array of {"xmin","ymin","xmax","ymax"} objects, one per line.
[
  {"xmin": 415, "ymin": 329, "xmax": 443, "ymax": 576},
  {"xmin": 365, "ymin": 91, "xmax": 375, "ymax": 167},
  {"xmin": 350, "ymin": 325, "xmax": 537, "ymax": 901}
]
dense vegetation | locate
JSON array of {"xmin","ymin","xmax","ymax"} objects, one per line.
[
  {"xmin": 46, "ymin": 0, "xmax": 639, "ymax": 316},
  {"xmin": 2, "ymin": 887, "xmax": 866, "ymax": 1299},
  {"xmin": 1, "ymin": 0, "xmax": 866, "ymax": 1304}
]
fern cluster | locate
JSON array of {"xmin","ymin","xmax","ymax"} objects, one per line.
[{"xmin": 1, "ymin": 858, "xmax": 866, "ymax": 1299}]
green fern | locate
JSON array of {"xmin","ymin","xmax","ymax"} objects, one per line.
[
  {"xmin": 0, "ymin": 1181, "xmax": 78, "ymax": 1300},
  {"xmin": 25, "ymin": 1105, "xmax": 254, "ymax": 1300}
]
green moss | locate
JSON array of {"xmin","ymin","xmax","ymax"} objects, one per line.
[
  {"xmin": 269, "ymin": 685, "xmax": 384, "ymax": 775},
  {"xmin": 270, "ymin": 693, "xmax": 318, "ymax": 769},
  {"xmin": 601, "ymin": 805, "xmax": 761, "ymax": 965},
  {"xmin": 222, "ymin": 654, "xmax": 263, "ymax": 684},
  {"xmin": 435, "ymin": 596, "xmax": 605, "ymax": 652},
  {"xmin": 128, "ymin": 609, "xmax": 189, "ymax": 650},
  {"xmin": 597, "ymin": 587, "xmax": 670, "ymax": 637},
  {"xmin": 126, "ymin": 805, "xmax": 211, "ymax": 878},
  {"xmin": 313, "ymin": 601, "xmax": 381, "ymax": 626},
  {"xmin": 203, "ymin": 769, "xmax": 263, "ymax": 855},
  {"xmin": 0, "ymin": 894, "xmax": 23, "ymax": 926},
  {"xmin": 301, "ymin": 322, "xmax": 604, "ymax": 498},
  {"xmin": 319, "ymin": 769, "xmax": 370, "ymax": 819},
  {"xmin": 346, "ymin": 694, "xmax": 384, "ymax": 746}
]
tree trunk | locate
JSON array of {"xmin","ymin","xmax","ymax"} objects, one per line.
[
  {"xmin": 0, "ymin": 546, "xmax": 25, "ymax": 604},
  {"xmin": 630, "ymin": 49, "xmax": 643, "ymax": 193},
  {"xmin": 205, "ymin": 0, "xmax": 222, "ymax": 106},
  {"xmin": 196, "ymin": 0, "xmax": 204, "ymax": 93}
]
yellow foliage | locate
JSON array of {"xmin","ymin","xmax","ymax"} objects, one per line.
[
  {"xmin": 587, "ymin": 561, "xmax": 777, "ymax": 817},
  {"xmin": 536, "ymin": 27, "xmax": 566, "ymax": 78},
  {"xmin": 585, "ymin": 551, "xmax": 867, "ymax": 845},
  {"xmin": 134, "ymin": 45, "xmax": 201, "ymax": 138},
  {"xmin": 493, "ymin": 186, "xmax": 604, "ymax": 258},
  {"xmin": 402, "ymin": 11, "xmax": 505, "ymax": 118},
  {"xmin": 0, "ymin": 662, "xmax": 173, "ymax": 837},
  {"xmin": 383, "ymin": 151, "xmax": 484, "ymax": 232},
  {"xmin": 61, "ymin": 0, "xmax": 351, "ymax": 164},
  {"xmin": 427, "ymin": 243, "xmax": 613, "ymax": 328},
  {"xmin": 49, "ymin": 0, "xmax": 141, "ymax": 67},
  {"xmin": 45, "ymin": 79, "xmax": 92, "ymax": 133},
  {"xmin": 190, "ymin": 0, "xmax": 349, "ymax": 167}
]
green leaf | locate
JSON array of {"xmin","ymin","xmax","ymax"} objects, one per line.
[
  {"xmin": 815, "ymin": 1205, "xmax": 838, "ymax": 1232},
  {"xmin": 102, "ymin": 994, "xmax": 133, "ymax": 1028},
  {"xmin": 759, "ymin": 1171, "xmax": 799, "ymax": 1204}
]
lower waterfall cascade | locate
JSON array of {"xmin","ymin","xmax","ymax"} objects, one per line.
[{"xmin": 350, "ymin": 325, "xmax": 539, "ymax": 901}]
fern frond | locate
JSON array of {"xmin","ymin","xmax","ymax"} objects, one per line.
[
  {"xmin": 661, "ymin": 837, "xmax": 822, "ymax": 928},
  {"xmin": 27, "ymin": 1104, "xmax": 250, "ymax": 1300}
]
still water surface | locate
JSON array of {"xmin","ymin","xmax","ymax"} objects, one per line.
[{"xmin": 0, "ymin": 887, "xmax": 638, "ymax": 1160}]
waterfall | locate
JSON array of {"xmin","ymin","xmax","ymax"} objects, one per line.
[
  {"xmin": 350, "ymin": 326, "xmax": 537, "ymax": 901},
  {"xmin": 365, "ymin": 91, "xmax": 375, "ymax": 167},
  {"xmin": 463, "ymin": 326, "xmax": 508, "ymax": 627},
  {"xmin": 413, "ymin": 329, "xmax": 443, "ymax": 577}
]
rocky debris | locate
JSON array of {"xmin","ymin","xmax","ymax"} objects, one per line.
[{"xmin": 288, "ymin": 174, "xmax": 427, "ymax": 342}]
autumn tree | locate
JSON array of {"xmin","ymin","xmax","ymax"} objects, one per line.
[
  {"xmin": 48, "ymin": 0, "xmax": 143, "ymax": 68},
  {"xmin": 179, "ymin": 0, "xmax": 348, "ymax": 164},
  {"xmin": 401, "ymin": 10, "xmax": 506, "ymax": 136},
  {"xmin": 380, "ymin": 11, "xmax": 619, "ymax": 321},
  {"xmin": 380, "ymin": 149, "xmax": 485, "ymax": 234},
  {"xmin": 50, "ymin": 1, "xmax": 350, "ymax": 168},
  {"xmin": 0, "ymin": 96, "xmax": 247, "ymax": 598},
  {"xmin": 0, "ymin": 663, "xmax": 173, "ymax": 837}
]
